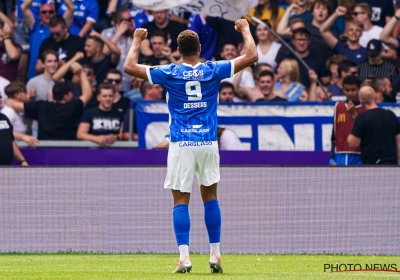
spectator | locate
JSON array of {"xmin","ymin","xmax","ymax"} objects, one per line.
[
  {"xmin": 320, "ymin": 6, "xmax": 368, "ymax": 65},
  {"xmin": 0, "ymin": 112, "xmax": 28, "ymax": 166},
  {"xmin": 278, "ymin": 28, "xmax": 331, "ymax": 88},
  {"xmin": 327, "ymin": 60, "xmax": 357, "ymax": 101},
  {"xmin": 0, "ymin": 17, "xmax": 22, "ymax": 82},
  {"xmin": 101, "ymin": 7, "xmax": 135, "ymax": 93},
  {"xmin": 253, "ymin": 62, "xmax": 273, "ymax": 81},
  {"xmin": 77, "ymin": 83, "xmax": 124, "ymax": 146},
  {"xmin": 123, "ymin": 76, "xmax": 144, "ymax": 101},
  {"xmin": 122, "ymin": 80, "xmax": 162, "ymax": 141},
  {"xmin": 82, "ymin": 31, "xmax": 121, "ymax": 85},
  {"xmin": 348, "ymin": 86, "xmax": 400, "ymax": 165},
  {"xmin": 36, "ymin": 16, "xmax": 84, "ymax": 75},
  {"xmin": 288, "ymin": 0, "xmax": 312, "ymax": 23},
  {"xmin": 355, "ymin": 0, "xmax": 394, "ymax": 27},
  {"xmin": 1, "ymin": 82, "xmax": 38, "ymax": 147},
  {"xmin": 358, "ymin": 39, "xmax": 399, "ymax": 87},
  {"xmin": 379, "ymin": 9, "xmax": 400, "ymax": 50},
  {"xmin": 140, "ymin": 9, "xmax": 185, "ymax": 58},
  {"xmin": 252, "ymin": 70, "xmax": 288, "ymax": 102},
  {"xmin": 27, "ymin": 49, "xmax": 58, "ymax": 101},
  {"xmin": 353, "ymin": 3, "xmax": 396, "ymax": 60},
  {"xmin": 22, "ymin": 0, "xmax": 74, "ymax": 79},
  {"xmin": 187, "ymin": 14, "xmax": 217, "ymax": 61},
  {"xmin": 142, "ymin": 30, "xmax": 179, "ymax": 65},
  {"xmin": 371, "ymin": 76, "xmax": 396, "ymax": 103},
  {"xmin": 274, "ymin": 59, "xmax": 309, "ymax": 101},
  {"xmin": 326, "ymin": 54, "xmax": 347, "ymax": 84},
  {"xmin": 255, "ymin": 20, "xmax": 281, "ymax": 70},
  {"xmin": 245, "ymin": 0, "xmax": 285, "ymax": 32},
  {"xmin": 105, "ymin": 69, "xmax": 130, "ymax": 115},
  {"xmin": 205, "ymin": 16, "xmax": 245, "ymax": 60},
  {"xmin": 59, "ymin": 0, "xmax": 99, "ymax": 38},
  {"xmin": 329, "ymin": 75, "xmax": 365, "ymax": 166},
  {"xmin": 217, "ymin": 127, "xmax": 244, "ymax": 151},
  {"xmin": 221, "ymin": 43, "xmax": 255, "ymax": 90},
  {"xmin": 5, "ymin": 62, "xmax": 92, "ymax": 140},
  {"xmin": 219, "ymin": 82, "xmax": 235, "ymax": 103}
]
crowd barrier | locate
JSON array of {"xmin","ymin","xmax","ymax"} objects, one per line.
[{"xmin": 1, "ymin": 167, "xmax": 398, "ymax": 254}]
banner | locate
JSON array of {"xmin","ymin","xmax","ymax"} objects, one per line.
[
  {"xmin": 131, "ymin": 0, "xmax": 251, "ymax": 21},
  {"xmin": 136, "ymin": 101, "xmax": 400, "ymax": 150}
]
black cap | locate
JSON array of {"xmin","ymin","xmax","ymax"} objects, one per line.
[{"xmin": 366, "ymin": 39, "xmax": 382, "ymax": 57}]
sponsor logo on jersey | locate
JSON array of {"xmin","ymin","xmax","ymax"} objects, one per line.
[
  {"xmin": 183, "ymin": 70, "xmax": 204, "ymax": 80},
  {"xmin": 180, "ymin": 124, "xmax": 210, "ymax": 133},
  {"xmin": 178, "ymin": 141, "xmax": 212, "ymax": 147},
  {"xmin": 0, "ymin": 120, "xmax": 10, "ymax": 130},
  {"xmin": 337, "ymin": 113, "xmax": 346, "ymax": 123},
  {"xmin": 150, "ymin": 66, "xmax": 158, "ymax": 71},
  {"xmin": 184, "ymin": 102, "xmax": 207, "ymax": 109}
]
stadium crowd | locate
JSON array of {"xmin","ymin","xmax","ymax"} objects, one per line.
[{"xmin": 0, "ymin": 0, "xmax": 399, "ymax": 165}]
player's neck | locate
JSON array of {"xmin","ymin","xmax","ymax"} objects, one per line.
[{"xmin": 182, "ymin": 56, "xmax": 200, "ymax": 66}]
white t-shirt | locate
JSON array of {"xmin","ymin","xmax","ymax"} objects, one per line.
[
  {"xmin": 360, "ymin": 25, "xmax": 388, "ymax": 50},
  {"xmin": 256, "ymin": 41, "xmax": 282, "ymax": 70},
  {"xmin": 1, "ymin": 104, "xmax": 26, "ymax": 133},
  {"xmin": 222, "ymin": 70, "xmax": 255, "ymax": 88},
  {"xmin": 0, "ymin": 76, "xmax": 10, "ymax": 104},
  {"xmin": 219, "ymin": 128, "xmax": 243, "ymax": 151}
]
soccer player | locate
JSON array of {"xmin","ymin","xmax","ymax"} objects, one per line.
[{"xmin": 124, "ymin": 19, "xmax": 258, "ymax": 273}]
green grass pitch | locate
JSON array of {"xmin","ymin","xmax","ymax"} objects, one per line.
[{"xmin": 0, "ymin": 254, "xmax": 399, "ymax": 279}]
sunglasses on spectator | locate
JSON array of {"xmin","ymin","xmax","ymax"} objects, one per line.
[
  {"xmin": 352, "ymin": 12, "xmax": 365, "ymax": 16},
  {"xmin": 51, "ymin": 31, "xmax": 62, "ymax": 37},
  {"xmin": 41, "ymin": 10, "xmax": 55, "ymax": 15},
  {"xmin": 120, "ymin": 17, "xmax": 134, "ymax": 23},
  {"xmin": 106, "ymin": 78, "xmax": 121, "ymax": 83},
  {"xmin": 84, "ymin": 70, "xmax": 95, "ymax": 76}
]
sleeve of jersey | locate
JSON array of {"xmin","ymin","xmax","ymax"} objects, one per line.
[
  {"xmin": 86, "ymin": 0, "xmax": 99, "ymax": 22},
  {"xmin": 146, "ymin": 65, "xmax": 171, "ymax": 85},
  {"xmin": 215, "ymin": 60, "xmax": 234, "ymax": 80}
]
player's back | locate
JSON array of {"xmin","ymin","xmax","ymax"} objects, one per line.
[{"xmin": 147, "ymin": 60, "xmax": 233, "ymax": 142}]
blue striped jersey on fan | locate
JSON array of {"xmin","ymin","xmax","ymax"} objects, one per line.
[{"xmin": 146, "ymin": 61, "xmax": 234, "ymax": 142}]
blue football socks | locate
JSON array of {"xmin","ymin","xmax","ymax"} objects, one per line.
[
  {"xmin": 204, "ymin": 200, "xmax": 221, "ymax": 243},
  {"xmin": 173, "ymin": 204, "xmax": 191, "ymax": 246}
]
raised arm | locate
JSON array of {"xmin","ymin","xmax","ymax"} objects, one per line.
[
  {"xmin": 124, "ymin": 28, "xmax": 149, "ymax": 80},
  {"xmin": 232, "ymin": 19, "xmax": 258, "ymax": 74},
  {"xmin": 307, "ymin": 70, "xmax": 318, "ymax": 101},
  {"xmin": 320, "ymin": 6, "xmax": 346, "ymax": 49},
  {"xmin": 62, "ymin": 0, "xmax": 75, "ymax": 28},
  {"xmin": 21, "ymin": 0, "xmax": 35, "ymax": 30},
  {"xmin": 52, "ymin": 51, "xmax": 84, "ymax": 82},
  {"xmin": 277, "ymin": 4, "xmax": 297, "ymax": 38},
  {"xmin": 71, "ymin": 62, "xmax": 92, "ymax": 107},
  {"xmin": 91, "ymin": 31, "xmax": 121, "ymax": 65},
  {"xmin": 379, "ymin": 9, "xmax": 400, "ymax": 49},
  {"xmin": 139, "ymin": 39, "xmax": 153, "ymax": 56},
  {"xmin": 4, "ymin": 98, "xmax": 25, "ymax": 113},
  {"xmin": 2, "ymin": 23, "xmax": 21, "ymax": 60},
  {"xmin": 0, "ymin": 11, "xmax": 14, "ymax": 28}
]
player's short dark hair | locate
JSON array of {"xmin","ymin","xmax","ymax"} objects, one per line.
[
  {"xmin": 371, "ymin": 76, "xmax": 386, "ymax": 92},
  {"xmin": 106, "ymin": 68, "xmax": 122, "ymax": 78},
  {"xmin": 87, "ymin": 35, "xmax": 104, "ymax": 49},
  {"xmin": 258, "ymin": 70, "xmax": 275, "ymax": 80},
  {"xmin": 338, "ymin": 60, "xmax": 356, "ymax": 78},
  {"xmin": 177, "ymin": 30, "xmax": 200, "ymax": 57},
  {"xmin": 97, "ymin": 83, "xmax": 115, "ymax": 96},
  {"xmin": 5, "ymin": 81, "xmax": 26, "ymax": 98},
  {"xmin": 343, "ymin": 75, "xmax": 361, "ymax": 88},
  {"xmin": 40, "ymin": 49, "xmax": 58, "ymax": 63},
  {"xmin": 292, "ymin": 27, "xmax": 311, "ymax": 39},
  {"xmin": 49, "ymin": 15, "xmax": 67, "ymax": 28},
  {"xmin": 52, "ymin": 81, "xmax": 73, "ymax": 101},
  {"xmin": 219, "ymin": 82, "xmax": 234, "ymax": 93}
]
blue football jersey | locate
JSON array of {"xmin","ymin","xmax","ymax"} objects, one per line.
[{"xmin": 147, "ymin": 61, "xmax": 234, "ymax": 142}]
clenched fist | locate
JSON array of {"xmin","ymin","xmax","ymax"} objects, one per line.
[
  {"xmin": 234, "ymin": 19, "xmax": 250, "ymax": 33},
  {"xmin": 134, "ymin": 28, "xmax": 148, "ymax": 41}
]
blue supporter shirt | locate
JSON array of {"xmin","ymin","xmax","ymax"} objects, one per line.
[
  {"xmin": 146, "ymin": 61, "xmax": 234, "ymax": 142},
  {"xmin": 16, "ymin": 0, "xmax": 64, "ymax": 20},
  {"xmin": 188, "ymin": 14, "xmax": 217, "ymax": 60},
  {"xmin": 28, "ymin": 21, "xmax": 50, "ymax": 78},
  {"xmin": 59, "ymin": 0, "xmax": 99, "ymax": 36}
]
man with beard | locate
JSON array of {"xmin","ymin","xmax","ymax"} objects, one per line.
[
  {"xmin": 0, "ymin": 17, "xmax": 22, "ymax": 82},
  {"xmin": 371, "ymin": 76, "xmax": 396, "ymax": 103},
  {"xmin": 277, "ymin": 28, "xmax": 331, "ymax": 88},
  {"xmin": 143, "ymin": 30, "xmax": 179, "ymax": 66},
  {"xmin": 102, "ymin": 8, "xmax": 136, "ymax": 93},
  {"xmin": 320, "ymin": 6, "xmax": 368, "ymax": 65},
  {"xmin": 36, "ymin": 16, "xmax": 84, "ymax": 74}
]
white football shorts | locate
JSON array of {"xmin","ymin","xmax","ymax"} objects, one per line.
[{"xmin": 164, "ymin": 141, "xmax": 220, "ymax": 193}]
